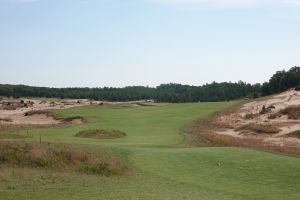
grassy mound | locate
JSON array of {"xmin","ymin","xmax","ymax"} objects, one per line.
[
  {"xmin": 0, "ymin": 141, "xmax": 127, "ymax": 176},
  {"xmin": 74, "ymin": 129, "xmax": 126, "ymax": 139}
]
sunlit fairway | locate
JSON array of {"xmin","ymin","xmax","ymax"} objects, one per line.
[
  {"xmin": 23, "ymin": 103, "xmax": 235, "ymax": 146},
  {"xmin": 1, "ymin": 102, "xmax": 300, "ymax": 200}
]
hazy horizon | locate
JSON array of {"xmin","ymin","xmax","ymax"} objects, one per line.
[{"xmin": 1, "ymin": 0, "xmax": 299, "ymax": 87}]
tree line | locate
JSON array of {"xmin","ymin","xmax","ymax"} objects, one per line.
[
  {"xmin": 261, "ymin": 66, "xmax": 300, "ymax": 95},
  {"xmin": 0, "ymin": 67, "xmax": 299, "ymax": 102}
]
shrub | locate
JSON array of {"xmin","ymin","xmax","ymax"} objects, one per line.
[
  {"xmin": 252, "ymin": 93, "xmax": 259, "ymax": 99},
  {"xmin": 259, "ymin": 105, "xmax": 270, "ymax": 115}
]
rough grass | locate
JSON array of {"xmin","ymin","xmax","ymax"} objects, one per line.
[
  {"xmin": 0, "ymin": 141, "xmax": 127, "ymax": 176},
  {"xmin": 235, "ymin": 123, "xmax": 281, "ymax": 134},
  {"xmin": 0, "ymin": 127, "xmax": 33, "ymax": 139},
  {"xmin": 0, "ymin": 132, "xmax": 31, "ymax": 139},
  {"xmin": 75, "ymin": 129, "xmax": 126, "ymax": 139}
]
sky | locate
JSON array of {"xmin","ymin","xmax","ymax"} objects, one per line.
[{"xmin": 0, "ymin": 0, "xmax": 299, "ymax": 88}]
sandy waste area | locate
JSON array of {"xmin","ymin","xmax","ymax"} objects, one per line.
[{"xmin": 212, "ymin": 89, "xmax": 300, "ymax": 146}]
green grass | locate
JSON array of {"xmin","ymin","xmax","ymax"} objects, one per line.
[
  {"xmin": 1, "ymin": 102, "xmax": 300, "ymax": 200},
  {"xmin": 20, "ymin": 103, "xmax": 234, "ymax": 146}
]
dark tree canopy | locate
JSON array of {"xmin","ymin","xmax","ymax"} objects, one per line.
[
  {"xmin": 0, "ymin": 83, "xmax": 260, "ymax": 103},
  {"xmin": 0, "ymin": 67, "xmax": 299, "ymax": 102},
  {"xmin": 261, "ymin": 66, "xmax": 300, "ymax": 95}
]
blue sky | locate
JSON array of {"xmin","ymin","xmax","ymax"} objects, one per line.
[{"xmin": 0, "ymin": 0, "xmax": 299, "ymax": 87}]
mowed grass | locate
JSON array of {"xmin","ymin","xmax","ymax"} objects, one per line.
[
  {"xmin": 21, "ymin": 103, "xmax": 235, "ymax": 146},
  {"xmin": 132, "ymin": 147, "xmax": 300, "ymax": 200},
  {"xmin": 1, "ymin": 102, "xmax": 300, "ymax": 200}
]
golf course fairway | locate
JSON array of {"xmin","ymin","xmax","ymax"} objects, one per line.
[{"xmin": 1, "ymin": 102, "xmax": 300, "ymax": 200}]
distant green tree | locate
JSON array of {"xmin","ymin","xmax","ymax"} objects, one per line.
[{"xmin": 1, "ymin": 66, "xmax": 298, "ymax": 102}]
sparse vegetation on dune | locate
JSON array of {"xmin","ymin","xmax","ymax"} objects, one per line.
[
  {"xmin": 0, "ymin": 100, "xmax": 34, "ymax": 110},
  {"xmin": 0, "ymin": 117, "xmax": 12, "ymax": 122},
  {"xmin": 24, "ymin": 110, "xmax": 52, "ymax": 116},
  {"xmin": 187, "ymin": 114, "xmax": 300, "ymax": 154},
  {"xmin": 279, "ymin": 106, "xmax": 300, "ymax": 120},
  {"xmin": 244, "ymin": 113, "xmax": 256, "ymax": 119},
  {"xmin": 235, "ymin": 123, "xmax": 280, "ymax": 135},
  {"xmin": 75, "ymin": 129, "xmax": 126, "ymax": 139},
  {"xmin": 269, "ymin": 105, "xmax": 300, "ymax": 120},
  {"xmin": 285, "ymin": 130, "xmax": 300, "ymax": 139},
  {"xmin": 24, "ymin": 110, "xmax": 85, "ymax": 124}
]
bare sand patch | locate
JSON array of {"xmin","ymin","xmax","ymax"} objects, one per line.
[{"xmin": 0, "ymin": 99, "xmax": 90, "ymax": 129}]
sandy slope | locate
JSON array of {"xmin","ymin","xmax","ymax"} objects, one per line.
[
  {"xmin": 211, "ymin": 89, "xmax": 300, "ymax": 146},
  {"xmin": 0, "ymin": 99, "xmax": 91, "ymax": 127}
]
